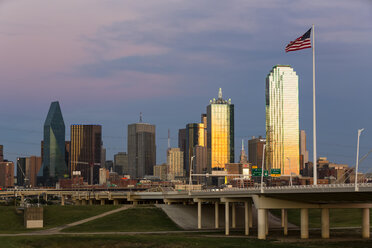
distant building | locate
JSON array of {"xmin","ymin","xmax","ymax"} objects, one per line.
[
  {"xmin": 178, "ymin": 128, "xmax": 187, "ymax": 172},
  {"xmin": 239, "ymin": 139, "xmax": 248, "ymax": 164},
  {"xmin": 128, "ymin": 122, "xmax": 156, "ymax": 179},
  {"xmin": 167, "ymin": 148, "xmax": 184, "ymax": 180},
  {"xmin": 300, "ymin": 130, "xmax": 309, "ymax": 171},
  {"xmin": 70, "ymin": 124, "xmax": 102, "ymax": 185},
  {"xmin": 207, "ymin": 88, "xmax": 234, "ymax": 170},
  {"xmin": 0, "ymin": 161, "xmax": 14, "ymax": 188},
  {"xmin": 154, "ymin": 163, "xmax": 167, "ymax": 181},
  {"xmin": 101, "ymin": 147, "xmax": 106, "ymax": 173},
  {"xmin": 0, "ymin": 145, "xmax": 3, "ymax": 162},
  {"xmin": 114, "ymin": 152, "xmax": 128, "ymax": 175},
  {"xmin": 99, "ymin": 168, "xmax": 109, "ymax": 185},
  {"xmin": 40, "ymin": 101, "xmax": 67, "ymax": 186},
  {"xmin": 194, "ymin": 145, "xmax": 207, "ymax": 174},
  {"xmin": 266, "ymin": 65, "xmax": 300, "ymax": 175},
  {"xmin": 105, "ymin": 160, "xmax": 114, "ymax": 171},
  {"xmin": 248, "ymin": 136, "xmax": 266, "ymax": 168},
  {"xmin": 17, "ymin": 156, "xmax": 42, "ymax": 187},
  {"xmin": 185, "ymin": 123, "xmax": 205, "ymax": 174}
]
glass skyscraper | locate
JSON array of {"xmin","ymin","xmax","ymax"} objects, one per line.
[
  {"xmin": 207, "ymin": 88, "xmax": 234, "ymax": 170},
  {"xmin": 40, "ymin": 101, "xmax": 67, "ymax": 185},
  {"xmin": 265, "ymin": 65, "xmax": 300, "ymax": 175},
  {"xmin": 185, "ymin": 123, "xmax": 205, "ymax": 174}
]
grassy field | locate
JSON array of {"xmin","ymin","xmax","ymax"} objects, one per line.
[
  {"xmin": 271, "ymin": 208, "xmax": 372, "ymax": 228},
  {"xmin": 0, "ymin": 205, "xmax": 119, "ymax": 233},
  {"xmin": 1, "ymin": 233, "xmax": 372, "ymax": 248},
  {"xmin": 63, "ymin": 207, "xmax": 181, "ymax": 232}
]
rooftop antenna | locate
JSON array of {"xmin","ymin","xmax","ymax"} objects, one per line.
[
  {"xmin": 241, "ymin": 139, "xmax": 244, "ymax": 151},
  {"xmin": 139, "ymin": 112, "xmax": 143, "ymax": 123},
  {"xmin": 168, "ymin": 129, "xmax": 170, "ymax": 149},
  {"xmin": 218, "ymin": 88, "xmax": 222, "ymax": 99}
]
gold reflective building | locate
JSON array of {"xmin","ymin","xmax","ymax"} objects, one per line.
[
  {"xmin": 265, "ymin": 65, "xmax": 300, "ymax": 175},
  {"xmin": 207, "ymin": 88, "xmax": 234, "ymax": 170}
]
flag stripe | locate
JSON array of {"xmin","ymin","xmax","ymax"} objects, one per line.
[{"xmin": 285, "ymin": 28, "xmax": 312, "ymax": 52}]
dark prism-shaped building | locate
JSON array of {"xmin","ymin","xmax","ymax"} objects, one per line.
[{"xmin": 39, "ymin": 101, "xmax": 67, "ymax": 185}]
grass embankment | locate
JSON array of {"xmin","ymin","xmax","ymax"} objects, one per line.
[
  {"xmin": 0, "ymin": 205, "xmax": 119, "ymax": 233},
  {"xmin": 271, "ymin": 208, "xmax": 372, "ymax": 228},
  {"xmin": 1, "ymin": 233, "xmax": 372, "ymax": 248},
  {"xmin": 63, "ymin": 206, "xmax": 181, "ymax": 232}
]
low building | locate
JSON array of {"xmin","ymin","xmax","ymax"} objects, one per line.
[{"xmin": 154, "ymin": 163, "xmax": 167, "ymax": 181}]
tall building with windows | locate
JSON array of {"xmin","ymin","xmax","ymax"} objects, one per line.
[
  {"xmin": 167, "ymin": 148, "xmax": 184, "ymax": 180},
  {"xmin": 207, "ymin": 88, "xmax": 234, "ymax": 170},
  {"xmin": 0, "ymin": 145, "xmax": 3, "ymax": 162},
  {"xmin": 127, "ymin": 122, "xmax": 156, "ymax": 179},
  {"xmin": 185, "ymin": 123, "xmax": 205, "ymax": 174},
  {"xmin": 114, "ymin": 152, "xmax": 128, "ymax": 175},
  {"xmin": 265, "ymin": 65, "xmax": 300, "ymax": 175},
  {"xmin": 70, "ymin": 125, "xmax": 102, "ymax": 185},
  {"xmin": 300, "ymin": 130, "xmax": 309, "ymax": 171},
  {"xmin": 40, "ymin": 101, "xmax": 67, "ymax": 185},
  {"xmin": 248, "ymin": 136, "xmax": 266, "ymax": 168},
  {"xmin": 17, "ymin": 156, "xmax": 42, "ymax": 187}
]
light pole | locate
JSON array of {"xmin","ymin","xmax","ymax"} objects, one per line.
[
  {"xmin": 260, "ymin": 144, "xmax": 266, "ymax": 193},
  {"xmin": 286, "ymin": 157, "xmax": 292, "ymax": 186},
  {"xmin": 189, "ymin": 156, "xmax": 195, "ymax": 193},
  {"xmin": 355, "ymin": 128, "xmax": 364, "ymax": 191}
]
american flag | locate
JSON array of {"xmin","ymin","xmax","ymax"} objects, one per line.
[{"xmin": 285, "ymin": 28, "xmax": 312, "ymax": 52}]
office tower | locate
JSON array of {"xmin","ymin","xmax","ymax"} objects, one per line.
[
  {"xmin": 200, "ymin": 114, "xmax": 208, "ymax": 146},
  {"xmin": 70, "ymin": 125, "xmax": 102, "ymax": 184},
  {"xmin": 65, "ymin": 141, "xmax": 70, "ymax": 173},
  {"xmin": 20, "ymin": 156, "xmax": 42, "ymax": 187},
  {"xmin": 154, "ymin": 163, "xmax": 167, "ymax": 181},
  {"xmin": 248, "ymin": 136, "xmax": 266, "ymax": 168},
  {"xmin": 239, "ymin": 139, "xmax": 248, "ymax": 163},
  {"xmin": 178, "ymin": 128, "xmax": 186, "ymax": 173},
  {"xmin": 167, "ymin": 148, "xmax": 184, "ymax": 180},
  {"xmin": 0, "ymin": 161, "xmax": 14, "ymax": 187},
  {"xmin": 0, "ymin": 145, "xmax": 3, "ymax": 162},
  {"xmin": 265, "ymin": 65, "xmax": 300, "ymax": 175},
  {"xmin": 207, "ymin": 88, "xmax": 234, "ymax": 170},
  {"xmin": 101, "ymin": 147, "xmax": 106, "ymax": 172},
  {"xmin": 41, "ymin": 101, "xmax": 67, "ymax": 185},
  {"xmin": 300, "ymin": 130, "xmax": 309, "ymax": 171},
  {"xmin": 17, "ymin": 158, "xmax": 26, "ymax": 186},
  {"xmin": 128, "ymin": 122, "xmax": 156, "ymax": 179},
  {"xmin": 185, "ymin": 123, "xmax": 205, "ymax": 173},
  {"xmin": 194, "ymin": 145, "xmax": 207, "ymax": 174},
  {"xmin": 114, "ymin": 152, "xmax": 128, "ymax": 175}
]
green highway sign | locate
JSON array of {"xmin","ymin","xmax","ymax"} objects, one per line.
[
  {"xmin": 270, "ymin": 168, "xmax": 281, "ymax": 175},
  {"xmin": 252, "ymin": 169, "xmax": 269, "ymax": 177}
]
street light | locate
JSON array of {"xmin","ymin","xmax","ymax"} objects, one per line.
[
  {"xmin": 286, "ymin": 157, "xmax": 292, "ymax": 186},
  {"xmin": 189, "ymin": 156, "xmax": 196, "ymax": 193},
  {"xmin": 355, "ymin": 128, "xmax": 364, "ymax": 191},
  {"xmin": 260, "ymin": 144, "xmax": 266, "ymax": 193}
]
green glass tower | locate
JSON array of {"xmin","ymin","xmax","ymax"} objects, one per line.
[{"xmin": 40, "ymin": 101, "xmax": 67, "ymax": 185}]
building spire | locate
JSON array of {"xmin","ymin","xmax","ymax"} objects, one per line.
[
  {"xmin": 168, "ymin": 129, "xmax": 170, "ymax": 149},
  {"xmin": 241, "ymin": 139, "xmax": 244, "ymax": 151},
  {"xmin": 218, "ymin": 88, "xmax": 223, "ymax": 99},
  {"xmin": 139, "ymin": 112, "xmax": 143, "ymax": 123}
]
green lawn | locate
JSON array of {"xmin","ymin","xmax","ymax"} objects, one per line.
[
  {"xmin": 271, "ymin": 208, "xmax": 372, "ymax": 228},
  {"xmin": 63, "ymin": 207, "xmax": 181, "ymax": 232},
  {"xmin": 1, "ymin": 234, "xmax": 372, "ymax": 248},
  {"xmin": 0, "ymin": 205, "xmax": 119, "ymax": 233}
]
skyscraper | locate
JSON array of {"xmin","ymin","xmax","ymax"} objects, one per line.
[
  {"xmin": 167, "ymin": 148, "xmax": 184, "ymax": 180},
  {"xmin": 18, "ymin": 156, "xmax": 42, "ymax": 187},
  {"xmin": 300, "ymin": 130, "xmax": 309, "ymax": 171},
  {"xmin": 40, "ymin": 101, "xmax": 67, "ymax": 185},
  {"xmin": 0, "ymin": 145, "xmax": 3, "ymax": 162},
  {"xmin": 114, "ymin": 152, "xmax": 128, "ymax": 175},
  {"xmin": 0, "ymin": 161, "xmax": 14, "ymax": 188},
  {"xmin": 127, "ymin": 122, "xmax": 156, "ymax": 179},
  {"xmin": 207, "ymin": 88, "xmax": 234, "ymax": 170},
  {"xmin": 185, "ymin": 123, "xmax": 205, "ymax": 174},
  {"xmin": 265, "ymin": 65, "xmax": 300, "ymax": 175},
  {"xmin": 70, "ymin": 125, "xmax": 102, "ymax": 184}
]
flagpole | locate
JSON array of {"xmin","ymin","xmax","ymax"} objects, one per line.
[{"xmin": 312, "ymin": 24, "xmax": 317, "ymax": 185}]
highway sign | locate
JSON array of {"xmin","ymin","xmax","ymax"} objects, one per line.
[
  {"xmin": 270, "ymin": 169, "xmax": 281, "ymax": 177},
  {"xmin": 252, "ymin": 169, "xmax": 269, "ymax": 177}
]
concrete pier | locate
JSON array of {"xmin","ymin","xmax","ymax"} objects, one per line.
[
  {"xmin": 321, "ymin": 208, "xmax": 330, "ymax": 239},
  {"xmin": 301, "ymin": 208, "xmax": 309, "ymax": 239}
]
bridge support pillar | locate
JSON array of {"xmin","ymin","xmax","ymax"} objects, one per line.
[
  {"xmin": 301, "ymin": 208, "xmax": 309, "ymax": 239},
  {"xmin": 232, "ymin": 203, "xmax": 236, "ymax": 228},
  {"xmin": 198, "ymin": 201, "xmax": 202, "ymax": 229},
  {"xmin": 100, "ymin": 199, "xmax": 105, "ymax": 205},
  {"xmin": 244, "ymin": 201, "xmax": 249, "ymax": 235},
  {"xmin": 321, "ymin": 208, "xmax": 330, "ymax": 239},
  {"xmin": 225, "ymin": 202, "xmax": 230, "ymax": 235},
  {"xmin": 113, "ymin": 199, "xmax": 119, "ymax": 206},
  {"xmin": 21, "ymin": 194, "xmax": 25, "ymax": 203},
  {"xmin": 283, "ymin": 209, "xmax": 288, "ymax": 236},
  {"xmin": 362, "ymin": 208, "xmax": 370, "ymax": 239},
  {"xmin": 82, "ymin": 199, "xmax": 87, "ymax": 205},
  {"xmin": 258, "ymin": 208, "xmax": 266, "ymax": 240},
  {"xmin": 215, "ymin": 202, "xmax": 219, "ymax": 229},
  {"xmin": 89, "ymin": 199, "xmax": 93, "ymax": 205},
  {"xmin": 75, "ymin": 200, "xmax": 80, "ymax": 205},
  {"xmin": 248, "ymin": 202, "xmax": 253, "ymax": 228},
  {"xmin": 61, "ymin": 196, "xmax": 65, "ymax": 206}
]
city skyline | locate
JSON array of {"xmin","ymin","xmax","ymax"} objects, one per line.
[{"xmin": 0, "ymin": 1, "xmax": 371, "ymax": 171}]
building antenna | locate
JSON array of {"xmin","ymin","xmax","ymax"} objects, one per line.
[
  {"xmin": 168, "ymin": 129, "xmax": 170, "ymax": 149},
  {"xmin": 241, "ymin": 139, "xmax": 244, "ymax": 151},
  {"xmin": 218, "ymin": 88, "xmax": 222, "ymax": 99},
  {"xmin": 139, "ymin": 112, "xmax": 143, "ymax": 123}
]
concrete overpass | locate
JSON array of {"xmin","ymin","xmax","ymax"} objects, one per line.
[{"xmin": 1, "ymin": 183, "xmax": 372, "ymax": 240}]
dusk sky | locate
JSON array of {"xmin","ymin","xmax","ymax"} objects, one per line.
[{"xmin": 1, "ymin": 0, "xmax": 371, "ymax": 172}]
